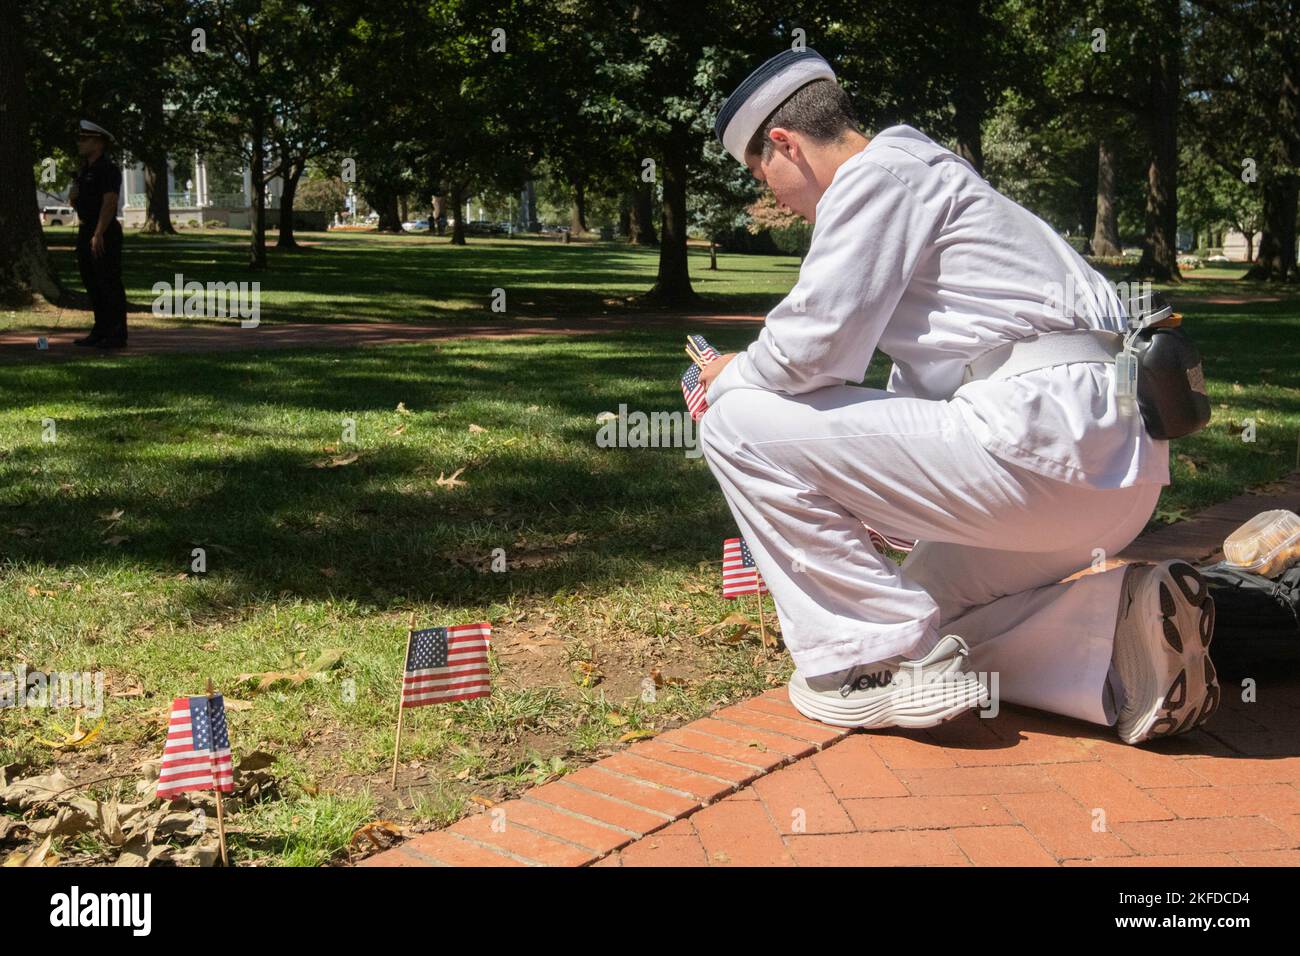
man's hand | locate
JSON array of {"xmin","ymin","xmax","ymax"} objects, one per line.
[
  {"xmin": 91, "ymin": 232, "xmax": 105, "ymax": 258},
  {"xmin": 699, "ymin": 352, "xmax": 737, "ymax": 391}
]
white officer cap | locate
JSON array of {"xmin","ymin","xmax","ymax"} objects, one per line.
[
  {"xmin": 714, "ymin": 49, "xmax": 837, "ymax": 165},
  {"xmin": 79, "ymin": 119, "xmax": 114, "ymax": 142}
]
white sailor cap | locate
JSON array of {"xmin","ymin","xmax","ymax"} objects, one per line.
[
  {"xmin": 79, "ymin": 119, "xmax": 114, "ymax": 142},
  {"xmin": 714, "ymin": 49, "xmax": 837, "ymax": 165}
]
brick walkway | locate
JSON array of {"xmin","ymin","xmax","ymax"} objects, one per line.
[
  {"xmin": 362, "ymin": 483, "xmax": 1300, "ymax": 869},
  {"xmin": 0, "ymin": 314, "xmax": 763, "ymax": 360}
]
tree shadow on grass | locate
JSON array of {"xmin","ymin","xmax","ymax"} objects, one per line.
[
  {"xmin": 46, "ymin": 234, "xmax": 796, "ymax": 324},
  {"xmin": 1, "ymin": 335, "xmax": 767, "ymax": 615}
]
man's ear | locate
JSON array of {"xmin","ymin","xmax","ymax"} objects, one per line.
[{"xmin": 767, "ymin": 127, "xmax": 798, "ymax": 161}]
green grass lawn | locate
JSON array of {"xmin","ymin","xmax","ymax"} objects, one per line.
[
  {"xmin": 1, "ymin": 234, "xmax": 1297, "ymax": 866},
  {"xmin": 5, "ymin": 227, "xmax": 801, "ymax": 330}
]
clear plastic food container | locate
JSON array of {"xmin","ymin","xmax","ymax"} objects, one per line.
[{"xmin": 1223, "ymin": 509, "xmax": 1300, "ymax": 578}]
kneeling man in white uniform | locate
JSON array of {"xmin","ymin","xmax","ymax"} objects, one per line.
[{"xmin": 700, "ymin": 50, "xmax": 1219, "ymax": 745}]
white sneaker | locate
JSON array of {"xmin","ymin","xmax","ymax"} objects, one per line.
[
  {"xmin": 787, "ymin": 635, "xmax": 988, "ymax": 729},
  {"xmin": 1113, "ymin": 560, "xmax": 1219, "ymax": 745}
]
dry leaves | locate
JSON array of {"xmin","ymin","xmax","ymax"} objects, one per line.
[
  {"xmin": 313, "ymin": 451, "xmax": 360, "ymax": 468},
  {"xmin": 234, "ymin": 648, "xmax": 346, "ymax": 693},
  {"xmin": 436, "ymin": 467, "xmax": 467, "ymax": 490}
]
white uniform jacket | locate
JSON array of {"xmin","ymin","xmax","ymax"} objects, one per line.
[{"xmin": 706, "ymin": 124, "xmax": 1169, "ymax": 489}]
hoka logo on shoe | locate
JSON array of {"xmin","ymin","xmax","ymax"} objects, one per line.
[{"xmin": 842, "ymin": 671, "xmax": 893, "ymax": 696}]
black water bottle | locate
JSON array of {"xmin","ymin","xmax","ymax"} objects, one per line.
[{"xmin": 1133, "ymin": 324, "xmax": 1212, "ymax": 440}]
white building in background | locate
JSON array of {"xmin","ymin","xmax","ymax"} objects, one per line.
[
  {"xmin": 1220, "ymin": 228, "xmax": 1299, "ymax": 264},
  {"xmin": 117, "ymin": 153, "xmax": 284, "ymax": 228}
]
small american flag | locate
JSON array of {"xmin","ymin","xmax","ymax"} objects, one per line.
[
  {"xmin": 681, "ymin": 334, "xmax": 720, "ymax": 422},
  {"xmin": 687, "ymin": 334, "xmax": 720, "ymax": 364},
  {"xmin": 722, "ymin": 537, "xmax": 768, "ymax": 598},
  {"xmin": 865, "ymin": 525, "xmax": 916, "ymax": 555},
  {"xmin": 682, "ymin": 363, "xmax": 710, "ymax": 422},
  {"xmin": 157, "ymin": 695, "xmax": 234, "ymax": 799},
  {"xmin": 402, "ymin": 623, "xmax": 492, "ymax": 707}
]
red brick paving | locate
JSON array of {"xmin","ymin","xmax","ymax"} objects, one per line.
[
  {"xmin": 361, "ymin": 476, "xmax": 1300, "ymax": 867},
  {"xmin": 0, "ymin": 313, "xmax": 764, "ymax": 360}
]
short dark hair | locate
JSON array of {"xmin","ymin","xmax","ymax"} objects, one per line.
[{"xmin": 745, "ymin": 79, "xmax": 861, "ymax": 161}]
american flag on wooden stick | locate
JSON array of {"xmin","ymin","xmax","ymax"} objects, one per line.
[
  {"xmin": 157, "ymin": 694, "xmax": 235, "ymax": 799},
  {"xmin": 722, "ymin": 537, "xmax": 769, "ymax": 598},
  {"xmin": 402, "ymin": 623, "xmax": 492, "ymax": 707},
  {"xmin": 682, "ymin": 363, "xmax": 710, "ymax": 422},
  {"xmin": 865, "ymin": 525, "xmax": 916, "ymax": 555},
  {"xmin": 681, "ymin": 334, "xmax": 720, "ymax": 422},
  {"xmin": 686, "ymin": 334, "xmax": 720, "ymax": 366}
]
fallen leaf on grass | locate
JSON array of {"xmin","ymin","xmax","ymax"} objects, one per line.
[
  {"xmin": 35, "ymin": 714, "xmax": 106, "ymax": 750},
  {"xmin": 694, "ymin": 611, "xmax": 755, "ymax": 644},
  {"xmin": 313, "ymin": 451, "xmax": 360, "ymax": 468},
  {"xmin": 349, "ymin": 820, "xmax": 403, "ymax": 854},
  {"xmin": 234, "ymin": 649, "xmax": 345, "ymax": 692},
  {"xmin": 436, "ymin": 467, "xmax": 467, "ymax": 490},
  {"xmin": 4, "ymin": 835, "xmax": 57, "ymax": 868},
  {"xmin": 102, "ymin": 535, "xmax": 129, "ymax": 546},
  {"xmin": 468, "ymin": 423, "xmax": 487, "ymax": 434},
  {"xmin": 618, "ymin": 729, "xmax": 656, "ymax": 743}
]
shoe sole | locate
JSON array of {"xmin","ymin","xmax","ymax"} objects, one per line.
[
  {"xmin": 1119, "ymin": 561, "xmax": 1219, "ymax": 744},
  {"xmin": 787, "ymin": 666, "xmax": 987, "ymax": 729}
]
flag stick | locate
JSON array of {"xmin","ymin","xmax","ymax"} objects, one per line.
[
  {"xmin": 755, "ymin": 591, "xmax": 768, "ymax": 646},
  {"xmin": 390, "ymin": 611, "xmax": 416, "ymax": 788},
  {"xmin": 206, "ymin": 678, "xmax": 229, "ymax": 867}
]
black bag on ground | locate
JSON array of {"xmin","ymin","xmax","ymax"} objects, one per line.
[{"xmin": 1196, "ymin": 562, "xmax": 1300, "ymax": 677}]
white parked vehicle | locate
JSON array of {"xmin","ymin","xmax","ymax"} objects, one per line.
[
  {"xmin": 41, "ymin": 206, "xmax": 77, "ymax": 226},
  {"xmin": 402, "ymin": 219, "xmax": 430, "ymax": 232}
]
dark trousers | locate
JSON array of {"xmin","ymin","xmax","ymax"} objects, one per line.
[{"xmin": 76, "ymin": 222, "xmax": 128, "ymax": 341}]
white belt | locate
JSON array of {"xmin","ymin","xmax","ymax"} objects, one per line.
[{"xmin": 960, "ymin": 328, "xmax": 1123, "ymax": 385}]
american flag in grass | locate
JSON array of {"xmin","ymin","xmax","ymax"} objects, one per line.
[
  {"xmin": 722, "ymin": 537, "xmax": 769, "ymax": 598},
  {"xmin": 402, "ymin": 623, "xmax": 492, "ymax": 707},
  {"xmin": 157, "ymin": 695, "xmax": 234, "ymax": 799}
]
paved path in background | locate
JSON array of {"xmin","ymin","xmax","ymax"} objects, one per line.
[
  {"xmin": 363, "ymin": 474, "xmax": 1300, "ymax": 867},
  {"xmin": 0, "ymin": 314, "xmax": 764, "ymax": 360}
]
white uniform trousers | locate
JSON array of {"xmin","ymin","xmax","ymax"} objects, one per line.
[{"xmin": 698, "ymin": 382, "xmax": 1163, "ymax": 726}]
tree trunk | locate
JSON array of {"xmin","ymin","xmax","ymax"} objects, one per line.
[
  {"xmin": 398, "ymin": 195, "xmax": 408, "ymax": 224},
  {"xmin": 951, "ymin": 93, "xmax": 984, "ymax": 175},
  {"xmin": 449, "ymin": 181, "xmax": 467, "ymax": 245},
  {"xmin": 374, "ymin": 190, "xmax": 401, "ymax": 232},
  {"xmin": 141, "ymin": 152, "xmax": 175, "ymax": 234},
  {"xmin": 1246, "ymin": 176, "xmax": 1299, "ymax": 280},
  {"xmin": 276, "ymin": 160, "xmax": 303, "ymax": 249},
  {"xmin": 1091, "ymin": 138, "xmax": 1123, "ymax": 257},
  {"xmin": 139, "ymin": 76, "xmax": 174, "ymax": 234},
  {"xmin": 0, "ymin": 0, "xmax": 61, "ymax": 304},
  {"xmin": 570, "ymin": 180, "xmax": 587, "ymax": 235},
  {"xmin": 629, "ymin": 181, "xmax": 657, "ymax": 245},
  {"xmin": 618, "ymin": 201, "xmax": 630, "ymax": 239},
  {"xmin": 433, "ymin": 194, "xmax": 445, "ymax": 235},
  {"xmin": 249, "ymin": 120, "xmax": 268, "ymax": 270},
  {"xmin": 646, "ymin": 127, "xmax": 697, "ymax": 304},
  {"xmin": 1135, "ymin": 0, "xmax": 1181, "ymax": 282}
]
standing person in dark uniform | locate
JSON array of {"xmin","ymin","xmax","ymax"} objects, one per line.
[{"xmin": 69, "ymin": 120, "xmax": 128, "ymax": 348}]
